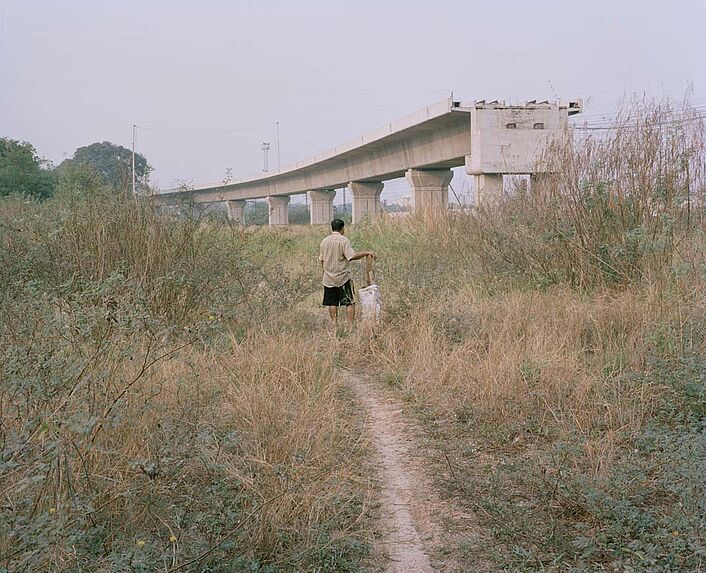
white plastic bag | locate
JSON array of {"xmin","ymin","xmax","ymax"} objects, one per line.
[{"xmin": 358, "ymin": 284, "xmax": 382, "ymax": 324}]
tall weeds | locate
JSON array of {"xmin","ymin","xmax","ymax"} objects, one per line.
[
  {"xmin": 0, "ymin": 194, "xmax": 370, "ymax": 571},
  {"xmin": 345, "ymin": 96, "xmax": 706, "ymax": 570},
  {"xmin": 1, "ymin": 95, "xmax": 703, "ymax": 572},
  {"xmin": 461, "ymin": 96, "xmax": 705, "ymax": 288}
]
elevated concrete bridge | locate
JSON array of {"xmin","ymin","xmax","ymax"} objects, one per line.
[{"xmin": 156, "ymin": 97, "xmax": 581, "ymax": 224}]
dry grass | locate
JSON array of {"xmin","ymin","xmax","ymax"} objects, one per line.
[
  {"xmin": 1, "ymin": 310, "xmax": 372, "ymax": 571},
  {"xmin": 358, "ymin": 279, "xmax": 700, "ymax": 457},
  {"xmin": 0, "ymin": 196, "xmax": 372, "ymax": 572},
  {"xmin": 208, "ymin": 334, "xmax": 370, "ymax": 557},
  {"xmin": 342, "ymin": 209, "xmax": 705, "ymax": 568},
  {"xmin": 1, "ymin": 94, "xmax": 704, "ymax": 572},
  {"xmin": 341, "ymin": 96, "xmax": 706, "ymax": 570}
]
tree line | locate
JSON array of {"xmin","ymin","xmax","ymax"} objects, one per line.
[{"xmin": 0, "ymin": 138, "xmax": 150, "ymax": 199}]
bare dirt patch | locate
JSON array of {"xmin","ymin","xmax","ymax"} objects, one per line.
[{"xmin": 342, "ymin": 370, "xmax": 480, "ymax": 572}]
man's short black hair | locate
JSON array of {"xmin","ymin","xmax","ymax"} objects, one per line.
[{"xmin": 331, "ymin": 219, "xmax": 345, "ymax": 232}]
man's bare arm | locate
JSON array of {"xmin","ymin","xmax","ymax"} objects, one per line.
[{"xmin": 349, "ymin": 251, "xmax": 376, "ymax": 261}]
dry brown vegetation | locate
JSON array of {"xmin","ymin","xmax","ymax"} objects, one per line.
[
  {"xmin": 0, "ymin": 195, "xmax": 372, "ymax": 571},
  {"xmin": 1, "ymin": 96, "xmax": 704, "ymax": 572},
  {"xmin": 343, "ymin": 217, "xmax": 704, "ymax": 569},
  {"xmin": 342, "ymin": 96, "xmax": 705, "ymax": 571}
]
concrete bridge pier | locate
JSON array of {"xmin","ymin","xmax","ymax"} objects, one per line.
[
  {"xmin": 225, "ymin": 199, "xmax": 245, "ymax": 224},
  {"xmin": 267, "ymin": 195, "xmax": 290, "ymax": 225},
  {"xmin": 350, "ymin": 181, "xmax": 383, "ymax": 224},
  {"xmin": 308, "ymin": 189, "xmax": 336, "ymax": 225},
  {"xmin": 474, "ymin": 174, "xmax": 504, "ymax": 207},
  {"xmin": 406, "ymin": 169, "xmax": 453, "ymax": 211}
]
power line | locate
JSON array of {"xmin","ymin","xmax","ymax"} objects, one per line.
[
  {"xmin": 572, "ymin": 113, "xmax": 706, "ymax": 131},
  {"xmin": 278, "ymin": 124, "xmax": 321, "ymax": 151},
  {"xmin": 577, "ymin": 95, "xmax": 706, "ymax": 121},
  {"xmin": 134, "ymin": 122, "xmax": 275, "ymax": 135},
  {"xmin": 574, "ymin": 110, "xmax": 706, "ymax": 128},
  {"xmin": 571, "ymin": 103, "xmax": 706, "ymax": 129},
  {"xmin": 573, "ymin": 103, "xmax": 706, "ymax": 127}
]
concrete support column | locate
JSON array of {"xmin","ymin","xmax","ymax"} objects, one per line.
[
  {"xmin": 405, "ymin": 169, "xmax": 453, "ymax": 211},
  {"xmin": 225, "ymin": 199, "xmax": 245, "ymax": 224},
  {"xmin": 474, "ymin": 174, "xmax": 504, "ymax": 207},
  {"xmin": 349, "ymin": 181, "xmax": 383, "ymax": 224},
  {"xmin": 267, "ymin": 195, "xmax": 290, "ymax": 225},
  {"xmin": 308, "ymin": 189, "xmax": 336, "ymax": 225}
]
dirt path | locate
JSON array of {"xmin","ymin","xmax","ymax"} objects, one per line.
[{"xmin": 343, "ymin": 370, "xmax": 466, "ymax": 572}]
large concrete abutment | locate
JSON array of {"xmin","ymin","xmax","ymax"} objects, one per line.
[
  {"xmin": 267, "ymin": 195, "xmax": 290, "ymax": 225},
  {"xmin": 350, "ymin": 181, "xmax": 383, "ymax": 224},
  {"xmin": 308, "ymin": 189, "xmax": 336, "ymax": 225},
  {"xmin": 225, "ymin": 199, "xmax": 245, "ymax": 224},
  {"xmin": 406, "ymin": 169, "xmax": 453, "ymax": 211}
]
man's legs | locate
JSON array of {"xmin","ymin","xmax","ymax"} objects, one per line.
[{"xmin": 324, "ymin": 282, "xmax": 354, "ymax": 332}]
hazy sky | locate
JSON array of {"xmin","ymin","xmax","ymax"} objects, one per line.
[{"xmin": 1, "ymin": 0, "xmax": 704, "ymax": 202}]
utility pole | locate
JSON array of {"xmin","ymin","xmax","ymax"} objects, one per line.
[
  {"xmin": 261, "ymin": 142, "xmax": 270, "ymax": 172},
  {"xmin": 276, "ymin": 121, "xmax": 281, "ymax": 171},
  {"xmin": 131, "ymin": 124, "xmax": 137, "ymax": 195}
]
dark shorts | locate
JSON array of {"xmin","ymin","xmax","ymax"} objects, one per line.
[{"xmin": 323, "ymin": 280, "xmax": 355, "ymax": 307}]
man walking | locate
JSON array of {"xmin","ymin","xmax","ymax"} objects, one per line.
[{"xmin": 319, "ymin": 218, "xmax": 375, "ymax": 328}]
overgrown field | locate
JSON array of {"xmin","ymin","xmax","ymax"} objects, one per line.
[
  {"xmin": 0, "ymin": 194, "xmax": 373, "ymax": 572},
  {"xmin": 346, "ymin": 214, "xmax": 704, "ymax": 572},
  {"xmin": 341, "ymin": 99, "xmax": 706, "ymax": 572},
  {"xmin": 1, "ymin": 98, "xmax": 705, "ymax": 572}
]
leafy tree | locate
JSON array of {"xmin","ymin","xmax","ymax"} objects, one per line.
[
  {"xmin": 55, "ymin": 161, "xmax": 106, "ymax": 199},
  {"xmin": 62, "ymin": 141, "xmax": 150, "ymax": 192},
  {"xmin": 0, "ymin": 138, "xmax": 54, "ymax": 199}
]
